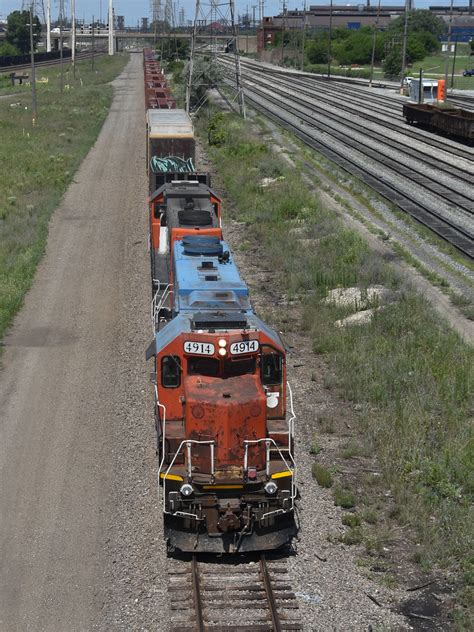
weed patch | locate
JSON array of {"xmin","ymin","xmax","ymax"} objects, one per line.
[
  {"xmin": 334, "ymin": 487, "xmax": 357, "ymax": 509},
  {"xmin": 312, "ymin": 463, "xmax": 333, "ymax": 488},
  {"xmin": 0, "ymin": 54, "xmax": 128, "ymax": 343}
]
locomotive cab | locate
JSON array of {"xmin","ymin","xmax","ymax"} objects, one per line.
[{"xmin": 147, "ymin": 319, "xmax": 296, "ymax": 554}]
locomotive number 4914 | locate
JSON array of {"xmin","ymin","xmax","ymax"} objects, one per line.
[
  {"xmin": 183, "ymin": 341, "xmax": 215, "ymax": 355},
  {"xmin": 230, "ymin": 340, "xmax": 259, "ymax": 355}
]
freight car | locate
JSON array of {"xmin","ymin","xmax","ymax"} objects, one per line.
[
  {"xmin": 403, "ymin": 102, "xmax": 474, "ymax": 143},
  {"xmin": 146, "ymin": 109, "xmax": 196, "ymax": 192},
  {"xmin": 146, "ymin": 234, "xmax": 297, "ymax": 554}
]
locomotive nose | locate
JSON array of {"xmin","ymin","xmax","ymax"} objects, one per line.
[{"xmin": 184, "ymin": 374, "xmax": 267, "ymax": 467}]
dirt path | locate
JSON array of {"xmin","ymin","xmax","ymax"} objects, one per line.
[{"xmin": 0, "ymin": 54, "xmax": 153, "ymax": 631}]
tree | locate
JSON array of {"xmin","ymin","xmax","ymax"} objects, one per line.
[
  {"xmin": 306, "ymin": 35, "xmax": 329, "ymax": 64},
  {"xmin": 406, "ymin": 34, "xmax": 427, "ymax": 64},
  {"xmin": 6, "ymin": 10, "xmax": 41, "ymax": 55},
  {"xmin": 383, "ymin": 48, "xmax": 402, "ymax": 79},
  {"xmin": 0, "ymin": 41, "xmax": 20, "ymax": 57},
  {"xmin": 388, "ymin": 10, "xmax": 445, "ymax": 39},
  {"xmin": 333, "ymin": 28, "xmax": 384, "ymax": 65}
]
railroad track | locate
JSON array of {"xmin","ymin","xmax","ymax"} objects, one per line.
[
  {"xmin": 218, "ymin": 59, "xmax": 474, "ymax": 258},
  {"xmin": 226, "ymin": 57, "xmax": 474, "ymax": 160},
  {"xmin": 0, "ymin": 49, "xmax": 106, "ymax": 74},
  {"xmin": 168, "ymin": 554, "xmax": 302, "ymax": 631}
]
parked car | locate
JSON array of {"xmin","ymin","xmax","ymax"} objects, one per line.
[{"xmin": 463, "ymin": 69, "xmax": 474, "ymax": 77}]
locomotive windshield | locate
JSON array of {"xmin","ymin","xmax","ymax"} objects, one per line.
[
  {"xmin": 187, "ymin": 356, "xmax": 256, "ymax": 378},
  {"xmin": 261, "ymin": 352, "xmax": 283, "ymax": 385}
]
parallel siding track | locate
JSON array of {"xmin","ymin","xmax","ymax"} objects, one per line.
[
  {"xmin": 169, "ymin": 555, "xmax": 302, "ymax": 631},
  {"xmin": 218, "ymin": 59, "xmax": 474, "ymax": 259}
]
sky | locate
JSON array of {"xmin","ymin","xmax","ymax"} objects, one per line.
[{"xmin": 0, "ymin": 0, "xmax": 465, "ymax": 25}]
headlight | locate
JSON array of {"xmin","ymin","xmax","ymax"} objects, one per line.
[
  {"xmin": 180, "ymin": 483, "xmax": 193, "ymax": 497},
  {"xmin": 264, "ymin": 481, "xmax": 278, "ymax": 495}
]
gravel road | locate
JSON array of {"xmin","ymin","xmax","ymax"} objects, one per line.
[{"xmin": 0, "ymin": 54, "xmax": 156, "ymax": 631}]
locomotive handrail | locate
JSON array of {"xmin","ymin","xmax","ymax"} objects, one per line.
[
  {"xmin": 161, "ymin": 439, "xmax": 216, "ymax": 518},
  {"xmin": 155, "ymin": 386, "xmax": 167, "ymax": 485},
  {"xmin": 287, "ymin": 381, "xmax": 296, "ymax": 442},
  {"xmin": 151, "ymin": 283, "xmax": 173, "ymax": 333},
  {"xmin": 243, "ymin": 437, "xmax": 297, "ymax": 503}
]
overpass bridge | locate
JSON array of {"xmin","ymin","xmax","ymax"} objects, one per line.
[{"xmin": 48, "ymin": 30, "xmax": 257, "ymax": 54}]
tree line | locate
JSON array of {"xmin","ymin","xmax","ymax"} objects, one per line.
[
  {"xmin": 275, "ymin": 10, "xmax": 447, "ymax": 79},
  {"xmin": 0, "ymin": 10, "xmax": 42, "ymax": 57}
]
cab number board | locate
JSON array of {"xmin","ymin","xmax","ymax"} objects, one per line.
[
  {"xmin": 183, "ymin": 341, "xmax": 215, "ymax": 355},
  {"xmin": 230, "ymin": 340, "xmax": 259, "ymax": 355}
]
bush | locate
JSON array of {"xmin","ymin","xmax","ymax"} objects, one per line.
[
  {"xmin": 339, "ymin": 527, "xmax": 363, "ymax": 545},
  {"xmin": 306, "ymin": 38, "xmax": 329, "ymax": 64},
  {"xmin": 312, "ymin": 463, "xmax": 333, "ymax": 488},
  {"xmin": 342, "ymin": 513, "xmax": 361, "ymax": 528},
  {"xmin": 0, "ymin": 41, "xmax": 20, "ymax": 57},
  {"xmin": 334, "ymin": 487, "xmax": 357, "ymax": 508},
  {"xmin": 310, "ymin": 435, "xmax": 321, "ymax": 455},
  {"xmin": 208, "ymin": 112, "xmax": 228, "ymax": 146},
  {"xmin": 383, "ymin": 49, "xmax": 402, "ymax": 79}
]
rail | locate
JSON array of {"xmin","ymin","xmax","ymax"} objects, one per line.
[{"xmin": 169, "ymin": 554, "xmax": 302, "ymax": 631}]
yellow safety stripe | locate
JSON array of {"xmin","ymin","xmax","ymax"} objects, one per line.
[
  {"xmin": 159, "ymin": 472, "xmax": 183, "ymax": 482},
  {"xmin": 271, "ymin": 470, "xmax": 293, "ymax": 479}
]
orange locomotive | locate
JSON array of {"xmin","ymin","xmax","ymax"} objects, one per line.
[{"xmin": 146, "ymin": 234, "xmax": 297, "ymax": 553}]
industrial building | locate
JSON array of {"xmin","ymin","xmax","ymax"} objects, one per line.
[{"xmin": 257, "ymin": 3, "xmax": 474, "ymax": 52}]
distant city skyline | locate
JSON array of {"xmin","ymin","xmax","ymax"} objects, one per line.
[{"xmin": 0, "ymin": 0, "xmax": 465, "ymax": 25}]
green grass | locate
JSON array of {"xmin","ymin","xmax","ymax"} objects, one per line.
[
  {"xmin": 196, "ymin": 108, "xmax": 474, "ymax": 602},
  {"xmin": 302, "ymin": 44, "xmax": 474, "ymax": 90},
  {"xmin": 312, "ymin": 463, "xmax": 333, "ymax": 488},
  {"xmin": 0, "ymin": 54, "xmax": 129, "ymax": 343},
  {"xmin": 342, "ymin": 513, "xmax": 361, "ymax": 528},
  {"xmin": 334, "ymin": 487, "xmax": 357, "ymax": 509},
  {"xmin": 409, "ymin": 45, "xmax": 474, "ymax": 90}
]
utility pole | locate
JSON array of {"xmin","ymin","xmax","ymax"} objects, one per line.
[
  {"xmin": 369, "ymin": 0, "xmax": 381, "ymax": 87},
  {"xmin": 327, "ymin": 0, "xmax": 333, "ymax": 78},
  {"xmin": 400, "ymin": 0, "xmax": 409, "ymax": 92},
  {"xmin": 29, "ymin": 4, "xmax": 38, "ymax": 121},
  {"xmin": 280, "ymin": 0, "xmax": 287, "ymax": 64},
  {"xmin": 71, "ymin": 0, "xmax": 76, "ymax": 77},
  {"xmin": 92, "ymin": 15, "xmax": 95, "ymax": 70},
  {"xmin": 300, "ymin": 0, "xmax": 306, "ymax": 72},
  {"xmin": 108, "ymin": 0, "xmax": 114, "ymax": 55},
  {"xmin": 46, "ymin": 0, "xmax": 51, "ymax": 52},
  {"xmin": 451, "ymin": 37, "xmax": 458, "ymax": 91},
  {"xmin": 186, "ymin": 0, "xmax": 245, "ymax": 117},
  {"xmin": 186, "ymin": 0, "xmax": 200, "ymax": 113},
  {"xmin": 443, "ymin": 0, "xmax": 454, "ymax": 99},
  {"xmin": 59, "ymin": 0, "xmax": 64, "ymax": 93},
  {"xmin": 230, "ymin": 0, "xmax": 246, "ymax": 117}
]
